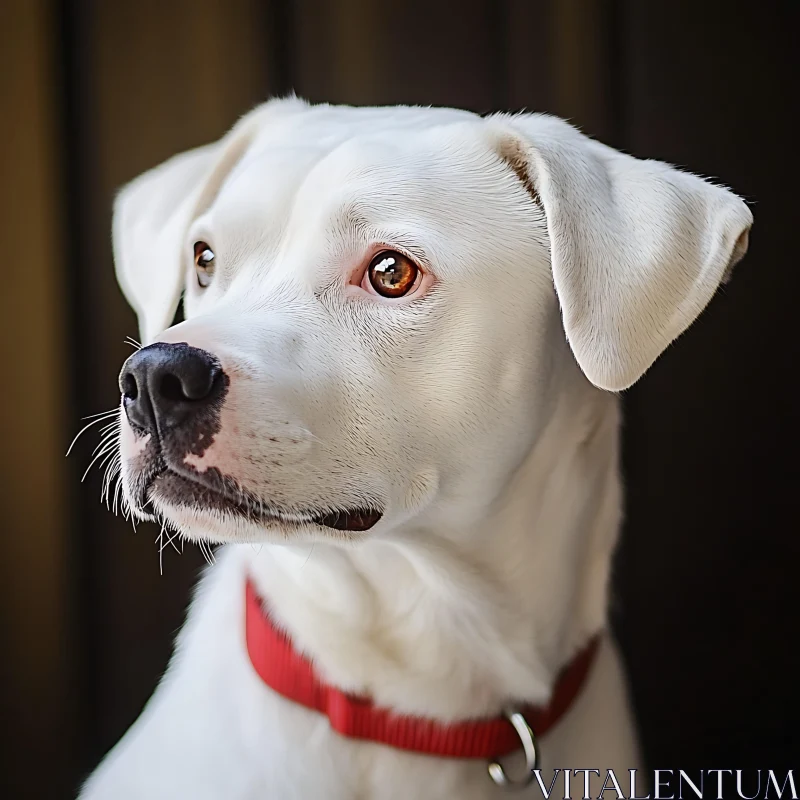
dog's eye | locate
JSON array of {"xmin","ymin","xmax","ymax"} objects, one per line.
[
  {"xmin": 193, "ymin": 241, "xmax": 216, "ymax": 288},
  {"xmin": 366, "ymin": 251, "xmax": 419, "ymax": 298}
]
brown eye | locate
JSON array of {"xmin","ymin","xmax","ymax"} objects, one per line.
[
  {"xmin": 193, "ymin": 241, "xmax": 215, "ymax": 288},
  {"xmin": 367, "ymin": 251, "xmax": 419, "ymax": 298}
]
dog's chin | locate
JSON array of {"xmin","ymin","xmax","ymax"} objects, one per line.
[{"xmin": 126, "ymin": 467, "xmax": 383, "ymax": 544}]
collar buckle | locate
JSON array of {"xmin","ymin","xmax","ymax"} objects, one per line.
[{"xmin": 487, "ymin": 708, "xmax": 540, "ymax": 790}]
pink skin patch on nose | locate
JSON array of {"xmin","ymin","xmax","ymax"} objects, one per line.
[
  {"xmin": 172, "ymin": 385, "xmax": 315, "ymax": 491},
  {"xmin": 183, "ymin": 445, "xmax": 223, "ymax": 474}
]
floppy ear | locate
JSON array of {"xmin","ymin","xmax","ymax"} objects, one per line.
[
  {"xmin": 113, "ymin": 143, "xmax": 219, "ymax": 343},
  {"xmin": 113, "ymin": 98, "xmax": 307, "ymax": 343},
  {"xmin": 489, "ymin": 114, "xmax": 753, "ymax": 391}
]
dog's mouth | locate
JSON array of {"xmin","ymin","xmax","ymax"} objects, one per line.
[{"xmin": 137, "ymin": 464, "xmax": 383, "ymax": 533}]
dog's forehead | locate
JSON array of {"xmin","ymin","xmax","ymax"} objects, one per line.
[
  {"xmin": 217, "ymin": 106, "xmax": 493, "ymax": 213},
  {"xmin": 205, "ymin": 105, "xmax": 520, "ymax": 265}
]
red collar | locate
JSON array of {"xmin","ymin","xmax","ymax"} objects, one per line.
[{"xmin": 245, "ymin": 578, "xmax": 598, "ymax": 759}]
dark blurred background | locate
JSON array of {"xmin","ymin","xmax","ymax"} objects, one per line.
[{"xmin": 1, "ymin": 1, "xmax": 797, "ymax": 798}]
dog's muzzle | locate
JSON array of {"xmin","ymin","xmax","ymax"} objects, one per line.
[{"xmin": 118, "ymin": 343, "xmax": 384, "ymax": 533}]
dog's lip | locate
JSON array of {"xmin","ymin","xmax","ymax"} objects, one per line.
[
  {"xmin": 146, "ymin": 466, "xmax": 383, "ymax": 532},
  {"xmin": 312, "ymin": 508, "xmax": 383, "ymax": 532}
]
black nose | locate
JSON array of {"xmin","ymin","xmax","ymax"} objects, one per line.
[{"xmin": 120, "ymin": 343, "xmax": 223, "ymax": 435}]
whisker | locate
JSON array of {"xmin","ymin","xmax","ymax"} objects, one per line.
[
  {"xmin": 93, "ymin": 439, "xmax": 118, "ymax": 462},
  {"xmin": 102, "ymin": 455, "xmax": 121, "ymax": 507},
  {"xmin": 158, "ymin": 520, "xmax": 167, "ymax": 575},
  {"xmin": 81, "ymin": 409, "xmax": 119, "ymax": 421},
  {"xmin": 198, "ymin": 539, "xmax": 215, "ymax": 566},
  {"xmin": 160, "ymin": 527, "xmax": 182, "ymax": 555},
  {"xmin": 66, "ymin": 411, "xmax": 119, "ymax": 456},
  {"xmin": 96, "ymin": 448, "xmax": 118, "ymax": 479},
  {"xmin": 101, "ymin": 458, "xmax": 114, "ymax": 497},
  {"xmin": 81, "ymin": 443, "xmax": 117, "ymax": 482},
  {"xmin": 113, "ymin": 473, "xmax": 124, "ymax": 516},
  {"xmin": 92, "ymin": 428, "xmax": 120, "ymax": 458}
]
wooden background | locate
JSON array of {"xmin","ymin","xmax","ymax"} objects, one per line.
[{"xmin": 1, "ymin": 1, "xmax": 796, "ymax": 797}]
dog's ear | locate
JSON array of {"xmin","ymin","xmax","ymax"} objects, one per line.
[
  {"xmin": 113, "ymin": 98, "xmax": 307, "ymax": 343},
  {"xmin": 489, "ymin": 114, "xmax": 752, "ymax": 391},
  {"xmin": 113, "ymin": 144, "xmax": 217, "ymax": 343},
  {"xmin": 113, "ymin": 123, "xmax": 257, "ymax": 343}
]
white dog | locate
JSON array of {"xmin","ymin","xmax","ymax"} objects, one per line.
[{"xmin": 80, "ymin": 98, "xmax": 751, "ymax": 799}]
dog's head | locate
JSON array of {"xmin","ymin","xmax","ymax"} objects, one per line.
[{"xmin": 113, "ymin": 98, "xmax": 751, "ymax": 544}]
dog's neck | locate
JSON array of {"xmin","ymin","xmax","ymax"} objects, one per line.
[{"xmin": 245, "ymin": 368, "xmax": 620, "ymax": 722}]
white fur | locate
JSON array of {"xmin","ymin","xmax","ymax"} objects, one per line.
[{"xmin": 81, "ymin": 99, "xmax": 750, "ymax": 798}]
